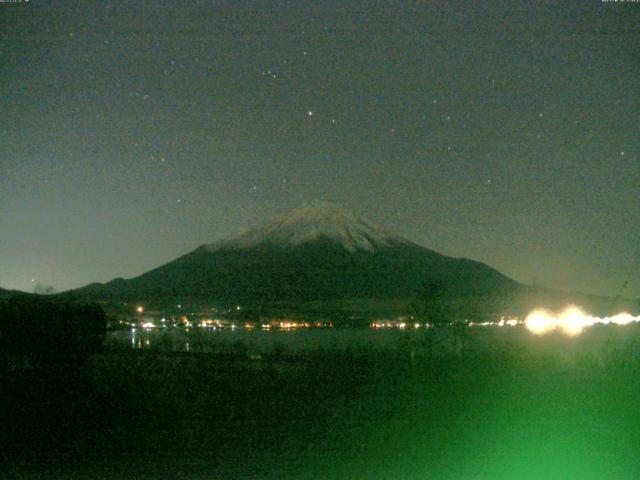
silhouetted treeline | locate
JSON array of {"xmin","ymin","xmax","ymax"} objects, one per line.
[{"xmin": 0, "ymin": 294, "xmax": 106, "ymax": 360}]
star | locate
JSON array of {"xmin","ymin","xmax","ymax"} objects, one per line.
[
  {"xmin": 620, "ymin": 151, "xmax": 625, "ymax": 156},
  {"xmin": 307, "ymin": 111, "xmax": 313, "ymax": 116}
]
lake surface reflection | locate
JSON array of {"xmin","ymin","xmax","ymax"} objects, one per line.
[{"xmin": 107, "ymin": 326, "xmax": 431, "ymax": 355}]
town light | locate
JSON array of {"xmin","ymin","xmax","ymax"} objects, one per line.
[{"xmin": 525, "ymin": 306, "xmax": 640, "ymax": 336}]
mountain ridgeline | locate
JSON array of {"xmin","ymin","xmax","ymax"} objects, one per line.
[
  {"xmin": 64, "ymin": 202, "xmax": 631, "ymax": 317},
  {"xmin": 65, "ymin": 202, "xmax": 519, "ymax": 313}
]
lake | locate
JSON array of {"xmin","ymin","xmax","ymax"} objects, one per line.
[{"xmin": 106, "ymin": 324, "xmax": 515, "ymax": 357}]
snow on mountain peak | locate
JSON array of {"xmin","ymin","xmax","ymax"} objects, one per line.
[{"xmin": 208, "ymin": 200, "xmax": 409, "ymax": 252}]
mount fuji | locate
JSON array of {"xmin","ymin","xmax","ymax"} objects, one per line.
[{"xmin": 66, "ymin": 201, "xmax": 524, "ymax": 314}]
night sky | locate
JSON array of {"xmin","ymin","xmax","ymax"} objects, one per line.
[{"xmin": 1, "ymin": 1, "xmax": 638, "ymax": 298}]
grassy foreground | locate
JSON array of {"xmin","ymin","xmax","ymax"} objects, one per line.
[{"xmin": 2, "ymin": 325, "xmax": 640, "ymax": 479}]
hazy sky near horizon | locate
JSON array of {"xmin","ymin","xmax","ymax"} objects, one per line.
[{"xmin": 1, "ymin": 1, "xmax": 638, "ymax": 297}]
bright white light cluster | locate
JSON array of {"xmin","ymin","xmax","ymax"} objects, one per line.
[{"xmin": 525, "ymin": 306, "xmax": 640, "ymax": 336}]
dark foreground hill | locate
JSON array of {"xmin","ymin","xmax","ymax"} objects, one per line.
[{"xmin": 0, "ymin": 292, "xmax": 106, "ymax": 358}]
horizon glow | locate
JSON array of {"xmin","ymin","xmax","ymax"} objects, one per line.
[{"xmin": 524, "ymin": 306, "xmax": 640, "ymax": 336}]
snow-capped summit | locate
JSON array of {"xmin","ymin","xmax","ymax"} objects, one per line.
[{"xmin": 207, "ymin": 200, "xmax": 411, "ymax": 252}]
